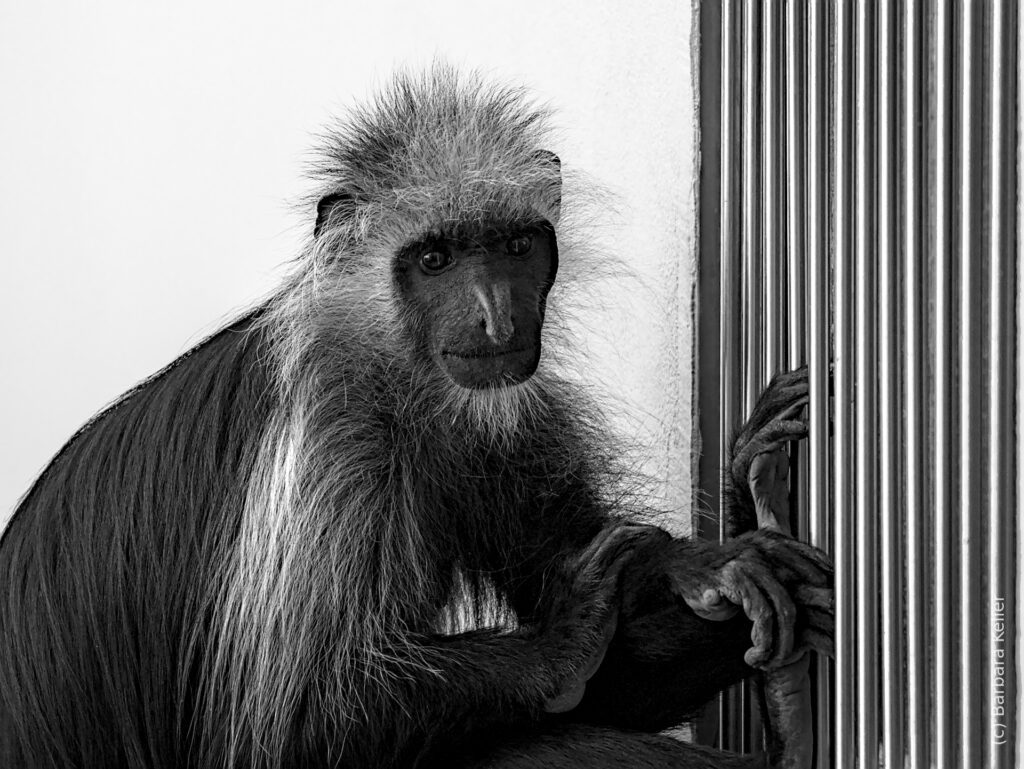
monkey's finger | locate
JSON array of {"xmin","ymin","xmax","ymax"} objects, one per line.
[
  {"xmin": 766, "ymin": 552, "xmax": 830, "ymax": 589},
  {"xmin": 758, "ymin": 574, "xmax": 797, "ymax": 667},
  {"xmin": 684, "ymin": 588, "xmax": 741, "ymax": 622},
  {"xmin": 775, "ymin": 394, "xmax": 810, "ymax": 422},
  {"xmin": 751, "ymin": 534, "xmax": 832, "ymax": 587},
  {"xmin": 547, "ymin": 603, "xmax": 619, "ymax": 715},
  {"xmin": 734, "ymin": 371, "xmax": 810, "ymax": 441},
  {"xmin": 731, "ymin": 421, "xmax": 809, "ymax": 479},
  {"xmin": 588, "ymin": 531, "xmax": 663, "ymax": 602},
  {"xmin": 770, "ymin": 538, "xmax": 834, "ymax": 583},
  {"xmin": 773, "ymin": 365, "xmax": 810, "ymax": 386},
  {"xmin": 801, "ymin": 607, "xmax": 834, "ymax": 639},
  {"xmin": 544, "ymin": 681, "xmax": 587, "ymax": 714},
  {"xmin": 722, "ymin": 569, "xmax": 775, "ymax": 667},
  {"xmin": 794, "ymin": 585, "xmax": 834, "ymax": 612},
  {"xmin": 800, "ymin": 629, "xmax": 835, "ymax": 659},
  {"xmin": 577, "ymin": 524, "xmax": 659, "ymax": 576},
  {"xmin": 598, "ymin": 548, "xmax": 641, "ymax": 591}
]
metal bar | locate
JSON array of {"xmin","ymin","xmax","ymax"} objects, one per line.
[
  {"xmin": 876, "ymin": 2, "xmax": 902, "ymax": 767},
  {"xmin": 853, "ymin": 2, "xmax": 879, "ymax": 766},
  {"xmin": 806, "ymin": 1, "xmax": 831, "ymax": 765},
  {"xmin": 741, "ymin": 0, "xmax": 760, "ymax": 748},
  {"xmin": 742, "ymin": 0, "xmax": 763, "ymax": 415},
  {"xmin": 1015, "ymin": 9, "xmax": 1023, "ymax": 768},
  {"xmin": 985, "ymin": 1, "xmax": 1017, "ymax": 766},
  {"xmin": 1011, "ymin": 7, "xmax": 1019, "ymax": 765},
  {"xmin": 903, "ymin": 0, "xmax": 929, "ymax": 765},
  {"xmin": 784, "ymin": 0, "xmax": 809, "ymax": 565},
  {"xmin": 719, "ymin": 0, "xmax": 742, "ymax": 537},
  {"xmin": 832, "ymin": 0, "xmax": 856, "ymax": 764},
  {"xmin": 933, "ymin": 0, "xmax": 957, "ymax": 764},
  {"xmin": 785, "ymin": 0, "xmax": 806, "ymax": 374},
  {"xmin": 727, "ymin": 0, "xmax": 764, "ymax": 751},
  {"xmin": 957, "ymin": 1, "xmax": 983, "ymax": 765},
  {"xmin": 763, "ymin": 0, "xmax": 783, "ymax": 379}
]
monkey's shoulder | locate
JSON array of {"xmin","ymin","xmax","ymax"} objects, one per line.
[{"xmin": 8, "ymin": 310, "xmax": 275, "ymax": 534}]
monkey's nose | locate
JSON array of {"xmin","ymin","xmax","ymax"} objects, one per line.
[{"xmin": 474, "ymin": 282, "xmax": 515, "ymax": 345}]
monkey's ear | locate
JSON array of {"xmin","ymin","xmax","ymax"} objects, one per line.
[
  {"xmin": 314, "ymin": 192, "xmax": 356, "ymax": 238},
  {"xmin": 534, "ymin": 150, "xmax": 561, "ymax": 224}
]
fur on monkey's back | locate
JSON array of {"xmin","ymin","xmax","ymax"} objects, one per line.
[
  {"xmin": 0, "ymin": 312, "xmax": 276, "ymax": 767},
  {"xmin": 0, "ymin": 67, "xmax": 613, "ymax": 768}
]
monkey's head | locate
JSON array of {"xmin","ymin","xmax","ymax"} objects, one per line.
[{"xmin": 306, "ymin": 66, "xmax": 565, "ymax": 392}]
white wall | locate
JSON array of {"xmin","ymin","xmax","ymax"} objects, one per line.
[{"xmin": 0, "ymin": 1, "xmax": 700, "ymax": 531}]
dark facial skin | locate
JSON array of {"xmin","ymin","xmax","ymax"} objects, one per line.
[{"xmin": 395, "ymin": 223, "xmax": 558, "ymax": 389}]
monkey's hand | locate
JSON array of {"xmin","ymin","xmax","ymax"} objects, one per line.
[
  {"xmin": 669, "ymin": 531, "xmax": 833, "ymax": 669},
  {"xmin": 728, "ymin": 368, "xmax": 809, "ymax": 530},
  {"xmin": 539, "ymin": 524, "xmax": 666, "ymax": 713}
]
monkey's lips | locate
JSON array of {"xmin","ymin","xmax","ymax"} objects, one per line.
[{"xmin": 439, "ymin": 344, "xmax": 539, "ymax": 389}]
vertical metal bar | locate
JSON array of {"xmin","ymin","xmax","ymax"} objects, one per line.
[
  {"xmin": 784, "ymin": 0, "xmax": 809, "ymax": 576},
  {"xmin": 806, "ymin": 1, "xmax": 831, "ymax": 766},
  {"xmin": 903, "ymin": 0, "xmax": 929, "ymax": 765},
  {"xmin": 785, "ymin": 0, "xmax": 806, "ymax": 375},
  {"xmin": 933, "ymin": 0, "xmax": 957, "ymax": 765},
  {"xmin": 832, "ymin": 0, "xmax": 856, "ymax": 764},
  {"xmin": 746, "ymin": 1, "xmax": 776, "ymax": 749},
  {"xmin": 1015, "ymin": 10, "xmax": 1023, "ymax": 769},
  {"xmin": 957, "ymin": 1, "xmax": 983, "ymax": 765},
  {"xmin": 719, "ymin": 0, "xmax": 742, "ymax": 541},
  {"xmin": 985, "ymin": 1, "xmax": 1017, "ymax": 767},
  {"xmin": 1016, "ymin": 9, "xmax": 1023, "ymax": 762},
  {"xmin": 742, "ymin": 0, "xmax": 763, "ymax": 415},
  {"xmin": 876, "ymin": 2, "xmax": 902, "ymax": 767},
  {"xmin": 729, "ymin": 0, "xmax": 764, "ymax": 752},
  {"xmin": 853, "ymin": 2, "xmax": 879, "ymax": 766},
  {"xmin": 764, "ymin": 0, "xmax": 783, "ymax": 379}
]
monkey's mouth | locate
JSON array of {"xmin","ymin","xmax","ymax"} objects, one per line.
[
  {"xmin": 442, "ymin": 345, "xmax": 534, "ymax": 360},
  {"xmin": 438, "ymin": 345, "xmax": 540, "ymax": 389}
]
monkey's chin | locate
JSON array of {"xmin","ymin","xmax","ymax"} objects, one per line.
[{"xmin": 439, "ymin": 347, "xmax": 540, "ymax": 390}]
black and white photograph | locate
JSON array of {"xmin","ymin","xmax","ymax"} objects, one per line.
[{"xmin": 0, "ymin": 2, "xmax": 1020, "ymax": 767}]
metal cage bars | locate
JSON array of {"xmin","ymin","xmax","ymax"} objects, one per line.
[{"xmin": 701, "ymin": 1, "xmax": 1021, "ymax": 766}]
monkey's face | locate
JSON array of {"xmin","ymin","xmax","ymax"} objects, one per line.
[{"xmin": 394, "ymin": 223, "xmax": 558, "ymax": 390}]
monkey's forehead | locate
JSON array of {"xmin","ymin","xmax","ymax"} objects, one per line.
[
  {"xmin": 395, "ymin": 217, "xmax": 549, "ymax": 252},
  {"xmin": 360, "ymin": 181, "xmax": 558, "ymax": 242}
]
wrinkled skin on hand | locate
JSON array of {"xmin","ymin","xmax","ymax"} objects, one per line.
[{"xmin": 672, "ymin": 529, "xmax": 833, "ymax": 669}]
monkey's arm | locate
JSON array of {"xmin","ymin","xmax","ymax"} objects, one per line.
[
  {"xmin": 567, "ymin": 530, "xmax": 831, "ymax": 733},
  {"xmin": 346, "ymin": 525, "xmax": 659, "ymax": 767},
  {"xmin": 497, "ymin": 523, "xmax": 829, "ymax": 733}
]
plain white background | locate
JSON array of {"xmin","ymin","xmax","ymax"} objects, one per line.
[{"xmin": 0, "ymin": 2, "xmax": 700, "ymax": 531}]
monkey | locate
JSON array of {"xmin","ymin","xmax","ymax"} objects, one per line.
[{"xmin": 0, "ymin": 66, "xmax": 832, "ymax": 769}]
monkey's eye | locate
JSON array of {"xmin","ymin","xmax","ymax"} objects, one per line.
[
  {"xmin": 419, "ymin": 250, "xmax": 454, "ymax": 275},
  {"xmin": 506, "ymin": 234, "xmax": 533, "ymax": 257}
]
